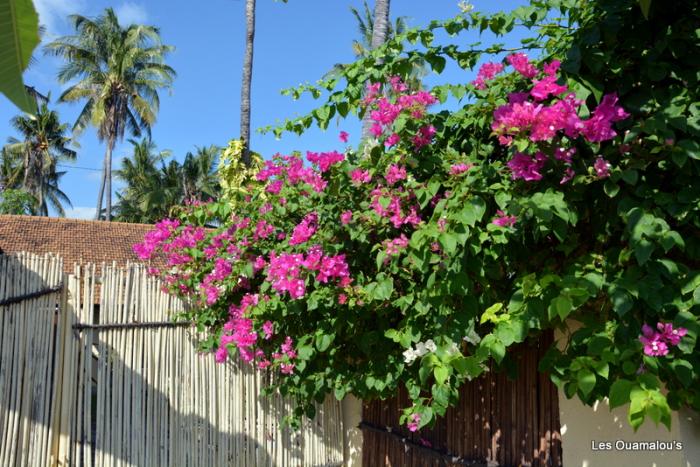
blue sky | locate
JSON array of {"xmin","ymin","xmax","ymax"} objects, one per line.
[{"xmin": 0, "ymin": 0, "xmax": 526, "ymax": 219}]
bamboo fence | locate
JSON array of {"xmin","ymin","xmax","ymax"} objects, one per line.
[
  {"xmin": 0, "ymin": 253, "xmax": 344, "ymax": 466},
  {"xmin": 0, "ymin": 253, "xmax": 64, "ymax": 467}
]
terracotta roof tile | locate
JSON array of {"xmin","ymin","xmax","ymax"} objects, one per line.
[{"xmin": 0, "ymin": 214, "xmax": 164, "ymax": 275}]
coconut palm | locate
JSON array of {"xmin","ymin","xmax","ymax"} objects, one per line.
[
  {"xmin": 240, "ymin": 0, "xmax": 256, "ymax": 167},
  {"xmin": 114, "ymin": 139, "xmax": 220, "ymax": 223},
  {"xmin": 113, "ymin": 137, "xmax": 169, "ymax": 223},
  {"xmin": 180, "ymin": 145, "xmax": 221, "ymax": 203},
  {"xmin": 45, "ymin": 8, "xmax": 175, "ymax": 221},
  {"xmin": 349, "ymin": 1, "xmax": 403, "ymax": 58},
  {"xmin": 3, "ymin": 101, "xmax": 76, "ymax": 216}
]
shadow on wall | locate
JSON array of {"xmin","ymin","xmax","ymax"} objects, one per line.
[{"xmin": 0, "ymin": 253, "xmax": 342, "ymax": 467}]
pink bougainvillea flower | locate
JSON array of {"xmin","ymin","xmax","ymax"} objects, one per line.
[
  {"xmin": 289, "ymin": 212, "xmax": 318, "ymax": 246},
  {"xmin": 350, "ymin": 168, "xmax": 372, "ymax": 184},
  {"xmin": 560, "ymin": 168, "xmax": 575, "ymax": 185},
  {"xmin": 370, "ymin": 123, "xmax": 383, "ymax": 137},
  {"xmin": 266, "ymin": 179, "xmax": 284, "ymax": 194},
  {"xmin": 385, "ymin": 133, "xmax": 401, "ymax": 147},
  {"xmin": 639, "ymin": 324, "xmax": 669, "ymax": 357},
  {"xmin": 554, "ymin": 147, "xmax": 577, "ymax": 164},
  {"xmin": 338, "ymin": 293, "xmax": 348, "ymax": 305},
  {"xmin": 262, "ymin": 320, "xmax": 274, "ymax": 339},
  {"xmin": 656, "ymin": 322, "xmax": 688, "ymax": 346},
  {"xmin": 384, "ymin": 234, "xmax": 409, "ymax": 256},
  {"xmin": 340, "ymin": 210, "xmax": 353, "ymax": 225},
  {"xmin": 305, "ymin": 150, "xmax": 345, "ymax": 173},
  {"xmin": 407, "ymin": 413, "xmax": 421, "ymax": 432},
  {"xmin": 530, "ymin": 74, "xmax": 568, "ymax": 101},
  {"xmin": 507, "ymin": 152, "xmax": 547, "ymax": 181},
  {"xmin": 492, "ymin": 210, "xmax": 517, "ymax": 227},
  {"xmin": 412, "ymin": 125, "xmax": 437, "ymax": 149},
  {"xmin": 543, "ymin": 60, "xmax": 561, "ymax": 76},
  {"xmin": 339, "ymin": 131, "xmax": 349, "ymax": 143},
  {"xmin": 449, "ymin": 163, "xmax": 473, "ymax": 175},
  {"xmin": 471, "ymin": 62, "xmax": 505, "ymax": 89},
  {"xmin": 593, "ymin": 157, "xmax": 611, "ymax": 178},
  {"xmin": 385, "ymin": 164, "xmax": 407, "ymax": 185},
  {"xmin": 581, "ymin": 93, "xmax": 630, "ymax": 142},
  {"xmin": 507, "ymin": 53, "xmax": 538, "ymax": 79},
  {"xmin": 214, "ymin": 346, "xmax": 228, "ymax": 363}
]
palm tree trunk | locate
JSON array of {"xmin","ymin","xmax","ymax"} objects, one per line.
[
  {"xmin": 106, "ymin": 137, "xmax": 113, "ymax": 221},
  {"xmin": 361, "ymin": 0, "xmax": 392, "ymax": 140},
  {"xmin": 95, "ymin": 134, "xmax": 115, "ymax": 220},
  {"xmin": 369, "ymin": 0, "xmax": 391, "ymax": 50},
  {"xmin": 240, "ymin": 0, "xmax": 255, "ymax": 167},
  {"xmin": 94, "ymin": 164, "xmax": 106, "ymax": 220}
]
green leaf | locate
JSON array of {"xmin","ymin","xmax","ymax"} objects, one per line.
[
  {"xmin": 480, "ymin": 302, "xmax": 503, "ymax": 324},
  {"xmin": 548, "ymin": 296, "xmax": 573, "ymax": 321},
  {"xmin": 315, "ymin": 333, "xmax": 334, "ymax": 352},
  {"xmin": 611, "ymin": 288, "xmax": 634, "ymax": 316},
  {"xmin": 609, "ymin": 380, "xmax": 634, "ymax": 409},
  {"xmin": 374, "ymin": 277, "xmax": 394, "ymax": 300},
  {"xmin": 578, "ymin": 368, "xmax": 596, "ymax": 397},
  {"xmin": 451, "ymin": 356, "xmax": 482, "ymax": 377},
  {"xmin": 297, "ymin": 344, "xmax": 314, "ymax": 360},
  {"xmin": 439, "ymin": 232, "xmax": 458, "ymax": 255},
  {"xmin": 604, "ymin": 180, "xmax": 620, "ymax": 198},
  {"xmin": 434, "ymin": 366, "xmax": 449, "ymax": 385},
  {"xmin": 621, "ymin": 169, "xmax": 638, "ymax": 185},
  {"xmin": 638, "ymin": 0, "xmax": 652, "ymax": 19},
  {"xmin": 0, "ymin": 0, "xmax": 40, "ymax": 113},
  {"xmin": 677, "ymin": 139, "xmax": 700, "ymax": 160},
  {"xmin": 671, "ymin": 360, "xmax": 694, "ymax": 388}
]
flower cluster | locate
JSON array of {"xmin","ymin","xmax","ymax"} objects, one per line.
[
  {"xmin": 384, "ymin": 234, "xmax": 409, "ymax": 256},
  {"xmin": 403, "ymin": 339, "xmax": 437, "ymax": 364},
  {"xmin": 639, "ymin": 322, "xmax": 687, "ymax": 357},
  {"xmin": 133, "ymin": 218, "xmax": 180, "ymax": 260},
  {"xmin": 266, "ymin": 247, "xmax": 351, "ymax": 299},
  {"xmin": 449, "ymin": 163, "xmax": 472, "ymax": 176},
  {"xmin": 488, "ymin": 54, "xmax": 629, "ymax": 184},
  {"xmin": 492, "ymin": 210, "xmax": 517, "ymax": 227},
  {"xmin": 305, "ymin": 150, "xmax": 345, "ymax": 173},
  {"xmin": 289, "ymin": 212, "xmax": 318, "ymax": 246},
  {"xmin": 407, "ymin": 413, "xmax": 421, "ymax": 432},
  {"xmin": 370, "ymin": 187, "xmax": 421, "ymax": 228},
  {"xmin": 363, "ymin": 77, "xmax": 438, "ymax": 149},
  {"xmin": 257, "ymin": 154, "xmax": 328, "ymax": 194},
  {"xmin": 471, "ymin": 62, "xmax": 505, "ymax": 89}
]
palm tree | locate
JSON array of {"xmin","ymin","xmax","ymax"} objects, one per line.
[
  {"xmin": 180, "ymin": 145, "xmax": 221, "ymax": 203},
  {"xmin": 113, "ymin": 137, "xmax": 169, "ymax": 223},
  {"xmin": 3, "ymin": 101, "xmax": 76, "ymax": 216},
  {"xmin": 45, "ymin": 8, "xmax": 175, "ymax": 221},
  {"xmin": 349, "ymin": 1, "xmax": 403, "ymax": 58},
  {"xmin": 240, "ymin": 0, "xmax": 256, "ymax": 167},
  {"xmin": 114, "ymin": 139, "xmax": 220, "ymax": 223}
]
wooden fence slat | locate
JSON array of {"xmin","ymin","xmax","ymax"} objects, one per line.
[{"xmin": 361, "ymin": 335, "xmax": 562, "ymax": 467}]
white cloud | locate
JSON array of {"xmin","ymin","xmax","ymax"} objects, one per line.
[
  {"xmin": 64, "ymin": 206, "xmax": 96, "ymax": 220},
  {"xmin": 115, "ymin": 2, "xmax": 148, "ymax": 25},
  {"xmin": 34, "ymin": 0, "xmax": 86, "ymax": 37}
]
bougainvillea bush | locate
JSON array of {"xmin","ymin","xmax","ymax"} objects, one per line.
[{"xmin": 135, "ymin": 0, "xmax": 700, "ymax": 430}]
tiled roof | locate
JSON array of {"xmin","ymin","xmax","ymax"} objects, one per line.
[{"xmin": 0, "ymin": 214, "xmax": 163, "ymax": 275}]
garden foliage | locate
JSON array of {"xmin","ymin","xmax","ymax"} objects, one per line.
[{"xmin": 136, "ymin": 0, "xmax": 700, "ymax": 430}]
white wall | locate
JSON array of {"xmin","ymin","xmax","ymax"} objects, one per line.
[
  {"xmin": 555, "ymin": 325, "xmax": 700, "ymax": 466},
  {"xmin": 342, "ymin": 395, "xmax": 363, "ymax": 466}
]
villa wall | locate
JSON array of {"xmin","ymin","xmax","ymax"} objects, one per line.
[{"xmin": 555, "ymin": 325, "xmax": 700, "ymax": 467}]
